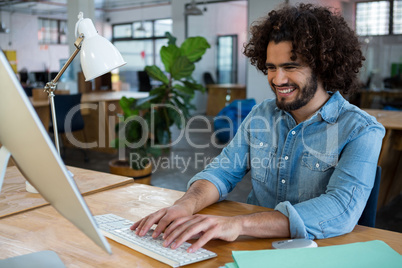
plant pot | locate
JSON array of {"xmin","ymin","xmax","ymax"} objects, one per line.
[{"xmin": 108, "ymin": 159, "xmax": 152, "ymax": 185}]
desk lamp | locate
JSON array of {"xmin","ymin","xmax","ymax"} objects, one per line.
[{"xmin": 45, "ymin": 12, "xmax": 126, "ymax": 155}]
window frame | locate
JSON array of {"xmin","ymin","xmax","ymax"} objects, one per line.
[
  {"xmin": 38, "ymin": 17, "xmax": 68, "ymax": 45},
  {"xmin": 355, "ymin": 0, "xmax": 402, "ymax": 36},
  {"xmin": 112, "ymin": 18, "xmax": 172, "ymax": 41},
  {"xmin": 112, "ymin": 18, "xmax": 172, "ymax": 66}
]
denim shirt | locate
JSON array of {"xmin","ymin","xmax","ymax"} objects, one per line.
[{"xmin": 188, "ymin": 91, "xmax": 385, "ymax": 239}]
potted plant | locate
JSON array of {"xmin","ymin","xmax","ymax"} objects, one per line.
[{"xmin": 109, "ymin": 33, "xmax": 210, "ymax": 184}]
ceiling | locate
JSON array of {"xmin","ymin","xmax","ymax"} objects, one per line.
[{"xmin": 0, "ymin": 0, "xmax": 172, "ymax": 15}]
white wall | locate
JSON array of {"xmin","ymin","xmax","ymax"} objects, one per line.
[
  {"xmin": 246, "ymin": 0, "xmax": 283, "ymax": 103},
  {"xmin": 0, "ymin": 12, "xmax": 69, "ymax": 74},
  {"xmin": 186, "ymin": 1, "xmax": 248, "ymax": 114},
  {"xmin": 187, "ymin": 1, "xmax": 248, "ymax": 85}
]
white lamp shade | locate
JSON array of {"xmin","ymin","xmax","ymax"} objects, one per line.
[
  {"xmin": 80, "ymin": 35, "xmax": 126, "ymax": 81},
  {"xmin": 77, "ymin": 15, "xmax": 126, "ymax": 81}
]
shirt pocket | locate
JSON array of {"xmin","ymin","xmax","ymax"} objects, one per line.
[
  {"xmin": 299, "ymin": 152, "xmax": 338, "ymax": 201},
  {"xmin": 302, "ymin": 152, "xmax": 338, "ymax": 172},
  {"xmin": 250, "ymin": 136, "xmax": 277, "ymax": 183}
]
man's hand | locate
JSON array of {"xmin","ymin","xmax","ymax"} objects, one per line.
[
  {"xmin": 131, "ymin": 180, "xmax": 221, "ymax": 239},
  {"xmin": 130, "ymin": 204, "xmax": 193, "ymax": 239},
  {"xmin": 161, "ymin": 214, "xmax": 242, "ymax": 253}
]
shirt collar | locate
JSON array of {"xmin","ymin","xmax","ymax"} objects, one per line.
[
  {"xmin": 274, "ymin": 91, "xmax": 346, "ymax": 124},
  {"xmin": 317, "ymin": 91, "xmax": 346, "ymax": 124}
]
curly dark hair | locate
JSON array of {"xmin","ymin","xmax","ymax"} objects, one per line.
[{"xmin": 243, "ymin": 3, "xmax": 364, "ymax": 95}]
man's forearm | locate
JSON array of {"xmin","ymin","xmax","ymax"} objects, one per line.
[
  {"xmin": 236, "ymin": 211, "xmax": 290, "ymax": 238},
  {"xmin": 174, "ymin": 180, "xmax": 220, "ymax": 214}
]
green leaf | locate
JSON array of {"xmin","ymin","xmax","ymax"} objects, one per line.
[
  {"xmin": 119, "ymin": 97, "xmax": 139, "ymax": 117},
  {"xmin": 145, "ymin": 65, "xmax": 169, "ymax": 85},
  {"xmin": 182, "ymin": 80, "xmax": 205, "ymax": 93},
  {"xmin": 170, "ymin": 56, "xmax": 195, "ymax": 80},
  {"xmin": 111, "ymin": 138, "xmax": 125, "ymax": 149},
  {"xmin": 180, "ymin": 36, "xmax": 211, "ymax": 62},
  {"xmin": 160, "ymin": 44, "xmax": 181, "ymax": 73},
  {"xmin": 172, "ymin": 97, "xmax": 191, "ymax": 119},
  {"xmin": 149, "ymin": 85, "xmax": 168, "ymax": 96},
  {"xmin": 135, "ymin": 94, "xmax": 159, "ymax": 108},
  {"xmin": 167, "ymin": 104, "xmax": 184, "ymax": 129},
  {"xmin": 166, "ymin": 32, "xmax": 177, "ymax": 46},
  {"xmin": 156, "ymin": 128, "xmax": 170, "ymax": 145},
  {"xmin": 173, "ymin": 83, "xmax": 194, "ymax": 96}
]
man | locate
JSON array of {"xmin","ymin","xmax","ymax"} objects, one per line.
[{"xmin": 131, "ymin": 3, "xmax": 385, "ymax": 253}]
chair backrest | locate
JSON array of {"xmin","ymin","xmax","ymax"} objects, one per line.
[
  {"xmin": 358, "ymin": 166, "xmax": 382, "ymax": 227},
  {"xmin": 203, "ymin": 72, "xmax": 215, "ymax": 85},
  {"xmin": 137, "ymin": 71, "xmax": 152, "ymax": 92},
  {"xmin": 53, "ymin": 93, "xmax": 84, "ymax": 133}
]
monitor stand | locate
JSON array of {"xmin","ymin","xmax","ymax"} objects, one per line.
[
  {"xmin": 0, "ymin": 250, "xmax": 66, "ymax": 268},
  {"xmin": 0, "ymin": 146, "xmax": 11, "ymax": 193},
  {"xmin": 0, "ymin": 146, "xmax": 38, "ymax": 193}
]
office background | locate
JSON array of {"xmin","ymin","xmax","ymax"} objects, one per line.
[
  {"xmin": 1, "ymin": 0, "xmax": 401, "ymax": 109},
  {"xmin": 0, "ymin": 0, "xmax": 401, "ymax": 233}
]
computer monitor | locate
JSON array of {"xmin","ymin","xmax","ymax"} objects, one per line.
[{"xmin": 0, "ymin": 50, "xmax": 111, "ymax": 255}]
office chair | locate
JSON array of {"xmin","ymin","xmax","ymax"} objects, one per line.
[
  {"xmin": 203, "ymin": 72, "xmax": 215, "ymax": 85},
  {"xmin": 137, "ymin": 71, "xmax": 152, "ymax": 92},
  {"xmin": 50, "ymin": 93, "xmax": 89, "ymax": 162},
  {"xmin": 358, "ymin": 166, "xmax": 382, "ymax": 227}
]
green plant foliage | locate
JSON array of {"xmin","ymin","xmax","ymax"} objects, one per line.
[{"xmin": 113, "ymin": 32, "xmax": 210, "ymax": 170}]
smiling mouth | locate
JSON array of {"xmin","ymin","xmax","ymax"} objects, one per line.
[{"xmin": 276, "ymin": 87, "xmax": 296, "ymax": 94}]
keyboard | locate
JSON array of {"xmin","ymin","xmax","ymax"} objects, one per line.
[{"xmin": 95, "ymin": 214, "xmax": 217, "ymax": 267}]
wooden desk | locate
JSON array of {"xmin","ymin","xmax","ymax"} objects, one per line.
[
  {"xmin": 0, "ymin": 166, "xmax": 133, "ymax": 218},
  {"xmin": 364, "ymin": 109, "xmax": 402, "ymax": 208},
  {"xmin": 206, "ymin": 84, "xmax": 246, "ymax": 116},
  {"xmin": 81, "ymin": 91, "xmax": 149, "ymax": 103},
  {"xmin": 0, "ymin": 182, "xmax": 401, "ymax": 267}
]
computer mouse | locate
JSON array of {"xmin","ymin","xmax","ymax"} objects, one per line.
[{"xmin": 272, "ymin": 238, "xmax": 318, "ymax": 249}]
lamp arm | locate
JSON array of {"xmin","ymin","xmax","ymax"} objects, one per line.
[
  {"xmin": 44, "ymin": 34, "xmax": 84, "ymax": 93},
  {"xmin": 43, "ymin": 34, "xmax": 84, "ymax": 156}
]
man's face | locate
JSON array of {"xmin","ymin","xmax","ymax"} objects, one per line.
[{"xmin": 266, "ymin": 41, "xmax": 318, "ymax": 112}]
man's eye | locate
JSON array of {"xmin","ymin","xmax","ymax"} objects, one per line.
[
  {"xmin": 285, "ymin": 66, "xmax": 296, "ymax": 70},
  {"xmin": 267, "ymin": 66, "xmax": 276, "ymax": 71}
]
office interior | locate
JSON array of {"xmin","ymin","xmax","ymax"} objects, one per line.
[{"xmin": 0, "ymin": 0, "xmax": 401, "ymax": 255}]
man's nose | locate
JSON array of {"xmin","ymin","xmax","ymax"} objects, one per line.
[{"xmin": 272, "ymin": 69, "xmax": 288, "ymax": 86}]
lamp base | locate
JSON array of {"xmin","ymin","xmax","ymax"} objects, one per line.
[{"xmin": 26, "ymin": 181, "xmax": 39, "ymax": 193}]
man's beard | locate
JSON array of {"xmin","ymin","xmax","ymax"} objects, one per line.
[{"xmin": 274, "ymin": 74, "xmax": 318, "ymax": 112}]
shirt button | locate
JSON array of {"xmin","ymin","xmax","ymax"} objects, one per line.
[
  {"xmin": 315, "ymin": 163, "xmax": 320, "ymax": 168},
  {"xmin": 284, "ymin": 156, "xmax": 289, "ymax": 160},
  {"xmin": 281, "ymin": 179, "xmax": 286, "ymax": 184},
  {"xmin": 259, "ymin": 142, "xmax": 263, "ymax": 147},
  {"xmin": 291, "ymin": 131, "xmax": 296, "ymax": 135}
]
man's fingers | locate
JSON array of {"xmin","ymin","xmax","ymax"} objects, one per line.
[
  {"xmin": 134, "ymin": 209, "xmax": 167, "ymax": 236},
  {"xmin": 162, "ymin": 215, "xmax": 195, "ymax": 238},
  {"xmin": 164, "ymin": 215, "xmax": 211, "ymax": 249},
  {"xmin": 187, "ymin": 230, "xmax": 216, "ymax": 253}
]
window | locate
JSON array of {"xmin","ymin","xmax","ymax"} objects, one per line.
[
  {"xmin": 394, "ymin": 0, "xmax": 402, "ymax": 33},
  {"xmin": 112, "ymin": 19, "xmax": 172, "ymax": 90},
  {"xmin": 38, "ymin": 18, "xmax": 67, "ymax": 44},
  {"xmin": 217, "ymin": 35, "xmax": 238, "ymax": 84},
  {"xmin": 356, "ymin": 0, "xmax": 402, "ymax": 36}
]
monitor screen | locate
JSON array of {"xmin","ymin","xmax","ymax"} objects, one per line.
[{"xmin": 0, "ymin": 50, "xmax": 111, "ymax": 254}]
